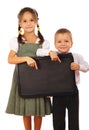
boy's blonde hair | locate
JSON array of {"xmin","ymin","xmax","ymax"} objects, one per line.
[{"xmin": 55, "ymin": 28, "xmax": 73, "ymax": 44}]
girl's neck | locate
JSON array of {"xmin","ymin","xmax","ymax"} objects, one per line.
[{"xmin": 23, "ymin": 32, "xmax": 38, "ymax": 43}]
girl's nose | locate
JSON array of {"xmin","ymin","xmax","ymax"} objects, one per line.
[{"xmin": 27, "ymin": 21, "xmax": 30, "ymax": 25}]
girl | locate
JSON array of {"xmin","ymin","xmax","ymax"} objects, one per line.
[
  {"xmin": 52, "ymin": 28, "xmax": 89, "ymax": 130},
  {"xmin": 6, "ymin": 7, "xmax": 55, "ymax": 130}
]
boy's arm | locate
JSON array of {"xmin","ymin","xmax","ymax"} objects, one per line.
[
  {"xmin": 49, "ymin": 51, "xmax": 61, "ymax": 62},
  {"xmin": 72, "ymin": 53, "xmax": 89, "ymax": 72}
]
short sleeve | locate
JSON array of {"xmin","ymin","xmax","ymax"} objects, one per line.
[
  {"xmin": 36, "ymin": 40, "xmax": 51, "ymax": 56},
  {"xmin": 9, "ymin": 37, "xmax": 18, "ymax": 53}
]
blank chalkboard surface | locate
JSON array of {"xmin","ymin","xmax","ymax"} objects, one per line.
[{"xmin": 17, "ymin": 53, "xmax": 77, "ymax": 98}]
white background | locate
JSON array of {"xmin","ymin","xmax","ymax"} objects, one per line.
[{"xmin": 0, "ymin": 0, "xmax": 89, "ymax": 130}]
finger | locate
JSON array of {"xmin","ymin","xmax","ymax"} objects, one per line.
[
  {"xmin": 51, "ymin": 57, "xmax": 56, "ymax": 61},
  {"xmin": 34, "ymin": 62, "xmax": 38, "ymax": 70},
  {"xmin": 30, "ymin": 63, "xmax": 34, "ymax": 67},
  {"xmin": 57, "ymin": 57, "xmax": 61, "ymax": 63}
]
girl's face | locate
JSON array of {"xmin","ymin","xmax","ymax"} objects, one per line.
[
  {"xmin": 19, "ymin": 12, "xmax": 38, "ymax": 34},
  {"xmin": 55, "ymin": 33, "xmax": 72, "ymax": 53}
]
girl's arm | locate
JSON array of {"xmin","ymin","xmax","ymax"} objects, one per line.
[
  {"xmin": 8, "ymin": 50, "xmax": 27, "ymax": 64},
  {"xmin": 8, "ymin": 37, "xmax": 38, "ymax": 69},
  {"xmin": 8, "ymin": 50, "xmax": 38, "ymax": 70}
]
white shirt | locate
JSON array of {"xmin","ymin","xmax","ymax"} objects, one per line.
[
  {"xmin": 72, "ymin": 52, "xmax": 89, "ymax": 84},
  {"xmin": 56, "ymin": 51, "xmax": 89, "ymax": 84}
]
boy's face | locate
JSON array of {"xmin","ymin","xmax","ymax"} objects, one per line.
[{"xmin": 55, "ymin": 33, "xmax": 72, "ymax": 53}]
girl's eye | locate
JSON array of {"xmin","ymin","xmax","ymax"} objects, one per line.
[
  {"xmin": 23, "ymin": 19, "xmax": 34, "ymax": 23},
  {"xmin": 23, "ymin": 20, "xmax": 27, "ymax": 23},
  {"xmin": 30, "ymin": 19, "xmax": 34, "ymax": 22}
]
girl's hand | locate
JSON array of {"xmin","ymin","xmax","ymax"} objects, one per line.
[
  {"xmin": 70, "ymin": 62, "xmax": 80, "ymax": 71},
  {"xmin": 26, "ymin": 57, "xmax": 38, "ymax": 70},
  {"xmin": 49, "ymin": 51, "xmax": 61, "ymax": 62}
]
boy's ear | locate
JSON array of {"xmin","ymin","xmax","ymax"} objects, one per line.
[{"xmin": 71, "ymin": 42, "xmax": 73, "ymax": 48}]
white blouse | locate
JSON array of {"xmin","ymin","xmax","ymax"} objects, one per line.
[{"xmin": 9, "ymin": 37, "xmax": 51, "ymax": 56}]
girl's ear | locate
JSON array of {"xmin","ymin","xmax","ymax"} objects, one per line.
[
  {"xmin": 18, "ymin": 19, "xmax": 23, "ymax": 27},
  {"xmin": 35, "ymin": 20, "xmax": 38, "ymax": 25},
  {"xmin": 18, "ymin": 21, "xmax": 21, "ymax": 27},
  {"xmin": 35, "ymin": 17, "xmax": 39, "ymax": 24}
]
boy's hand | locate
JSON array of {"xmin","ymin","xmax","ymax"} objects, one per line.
[
  {"xmin": 70, "ymin": 62, "xmax": 80, "ymax": 70},
  {"xmin": 49, "ymin": 51, "xmax": 61, "ymax": 62}
]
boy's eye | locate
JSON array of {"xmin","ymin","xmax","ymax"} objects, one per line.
[{"xmin": 65, "ymin": 40, "xmax": 69, "ymax": 42}]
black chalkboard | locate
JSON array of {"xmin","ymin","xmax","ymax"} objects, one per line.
[{"xmin": 17, "ymin": 53, "xmax": 77, "ymax": 98}]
